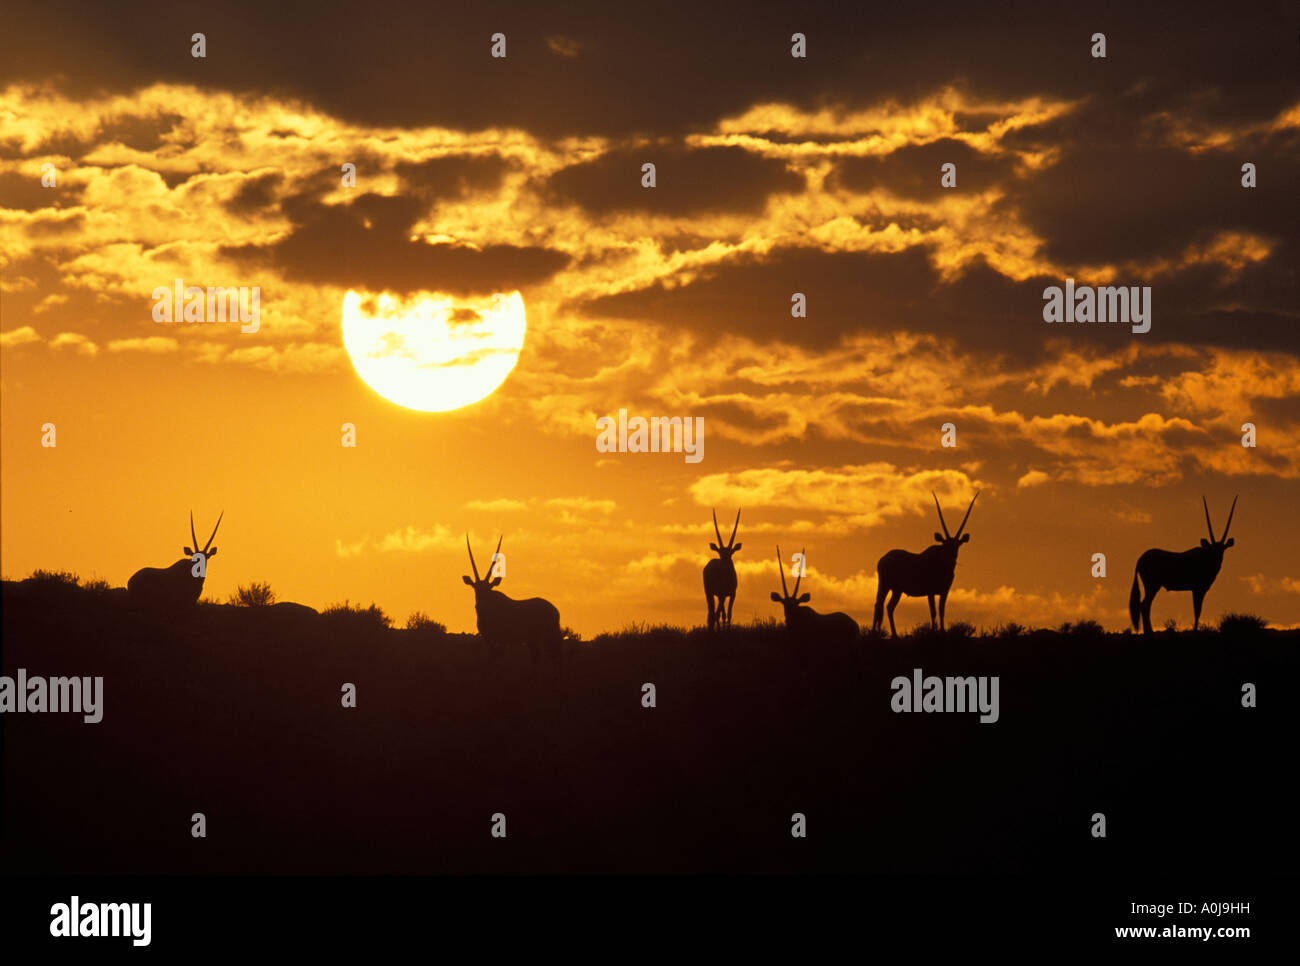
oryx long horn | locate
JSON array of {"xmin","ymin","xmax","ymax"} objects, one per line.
[
  {"xmin": 466, "ymin": 533, "xmax": 480, "ymax": 581},
  {"xmin": 713, "ymin": 509, "xmax": 724, "ymax": 547},
  {"xmin": 1202, "ymin": 496, "xmax": 1216, "ymax": 542},
  {"xmin": 190, "ymin": 511, "xmax": 199, "ymax": 551},
  {"xmin": 794, "ymin": 547, "xmax": 805, "ymax": 596},
  {"xmin": 932, "ymin": 491, "xmax": 950, "ymax": 538},
  {"xmin": 729, "ymin": 508, "xmax": 741, "ymax": 548},
  {"xmin": 777, "ymin": 545, "xmax": 789, "ymax": 596},
  {"xmin": 1221, "ymin": 495, "xmax": 1238, "ymax": 541},
  {"xmin": 955, "ymin": 491, "xmax": 979, "ymax": 538},
  {"xmin": 203, "ymin": 511, "xmax": 224, "ymax": 554}
]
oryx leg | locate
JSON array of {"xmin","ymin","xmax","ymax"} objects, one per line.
[
  {"xmin": 927, "ymin": 594, "xmax": 937, "ymax": 629},
  {"xmin": 725, "ymin": 594, "xmax": 735, "ymax": 629},
  {"xmin": 938, "ymin": 592, "xmax": 948, "ymax": 631},
  {"xmin": 873, "ymin": 586, "xmax": 887, "ymax": 633},
  {"xmin": 886, "ymin": 589, "xmax": 903, "ymax": 638},
  {"xmin": 706, "ymin": 593, "xmax": 717, "ymax": 631},
  {"xmin": 1192, "ymin": 589, "xmax": 1206, "ymax": 631},
  {"xmin": 1140, "ymin": 586, "xmax": 1158, "ymax": 636}
]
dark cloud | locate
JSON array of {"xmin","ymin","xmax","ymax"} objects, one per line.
[
  {"xmin": 1250, "ymin": 394, "xmax": 1300, "ymax": 427},
  {"xmin": 0, "ymin": 170, "xmax": 84, "ymax": 210},
  {"xmin": 96, "ymin": 112, "xmax": 186, "ymax": 151},
  {"xmin": 1000, "ymin": 123, "xmax": 1300, "ymax": 267},
  {"xmin": 221, "ymin": 190, "xmax": 568, "ymax": 296},
  {"xmin": 3, "ymin": 1, "xmax": 1294, "ymax": 138},
  {"xmin": 26, "ymin": 212, "xmax": 86, "ymax": 236},
  {"xmin": 545, "ymin": 145, "xmax": 803, "ymax": 216},
  {"xmin": 223, "ymin": 171, "xmax": 284, "ymax": 215},
  {"xmin": 830, "ymin": 138, "xmax": 1017, "ymax": 200},
  {"xmin": 579, "ymin": 246, "xmax": 936, "ymax": 348},
  {"xmin": 580, "ymin": 245, "xmax": 1300, "ymax": 358},
  {"xmin": 0, "ymin": 112, "xmax": 186, "ymax": 160},
  {"xmin": 937, "ymin": 256, "xmax": 1300, "ymax": 357},
  {"xmin": 693, "ymin": 400, "xmax": 789, "ymax": 435},
  {"xmin": 394, "ymin": 154, "xmax": 512, "ymax": 205}
]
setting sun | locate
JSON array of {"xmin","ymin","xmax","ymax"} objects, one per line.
[{"xmin": 340, "ymin": 290, "xmax": 527, "ymax": 412}]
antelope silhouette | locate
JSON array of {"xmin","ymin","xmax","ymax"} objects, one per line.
[
  {"xmin": 1129, "ymin": 496, "xmax": 1238, "ymax": 635},
  {"xmin": 872, "ymin": 492, "xmax": 978, "ymax": 637},
  {"xmin": 771, "ymin": 546, "xmax": 859, "ymax": 642},
  {"xmin": 463, "ymin": 534, "xmax": 562, "ymax": 671},
  {"xmin": 127, "ymin": 511, "xmax": 223, "ymax": 607},
  {"xmin": 702, "ymin": 508, "xmax": 742, "ymax": 630}
]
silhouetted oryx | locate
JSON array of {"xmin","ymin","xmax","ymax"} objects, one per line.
[
  {"xmin": 872, "ymin": 492, "xmax": 978, "ymax": 637},
  {"xmin": 463, "ymin": 534, "xmax": 562, "ymax": 670},
  {"xmin": 771, "ymin": 546, "xmax": 859, "ymax": 642},
  {"xmin": 127, "ymin": 511, "xmax": 223, "ymax": 607},
  {"xmin": 1129, "ymin": 496, "xmax": 1237, "ymax": 635},
  {"xmin": 702, "ymin": 508, "xmax": 742, "ymax": 630}
]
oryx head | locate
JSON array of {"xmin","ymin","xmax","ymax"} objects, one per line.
[
  {"xmin": 709, "ymin": 508, "xmax": 742, "ymax": 562},
  {"xmin": 1199, "ymin": 495, "xmax": 1238, "ymax": 557},
  {"xmin": 462, "ymin": 534, "xmax": 503, "ymax": 597},
  {"xmin": 932, "ymin": 491, "xmax": 978, "ymax": 555},
  {"xmin": 770, "ymin": 545, "xmax": 810, "ymax": 618},
  {"xmin": 184, "ymin": 511, "xmax": 223, "ymax": 561}
]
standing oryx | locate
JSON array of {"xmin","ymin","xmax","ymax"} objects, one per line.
[
  {"xmin": 1129, "ymin": 496, "xmax": 1238, "ymax": 635},
  {"xmin": 463, "ymin": 534, "xmax": 563, "ymax": 671},
  {"xmin": 771, "ymin": 547, "xmax": 859, "ymax": 642},
  {"xmin": 127, "ymin": 511, "xmax": 223, "ymax": 607},
  {"xmin": 872, "ymin": 492, "xmax": 978, "ymax": 637},
  {"xmin": 702, "ymin": 508, "xmax": 742, "ymax": 630}
]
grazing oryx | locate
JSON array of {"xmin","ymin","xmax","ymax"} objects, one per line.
[
  {"xmin": 463, "ymin": 534, "xmax": 563, "ymax": 670},
  {"xmin": 702, "ymin": 508, "xmax": 742, "ymax": 630},
  {"xmin": 1129, "ymin": 496, "xmax": 1238, "ymax": 635},
  {"xmin": 127, "ymin": 511, "xmax": 223, "ymax": 607},
  {"xmin": 771, "ymin": 547, "xmax": 859, "ymax": 642},
  {"xmin": 873, "ymin": 492, "xmax": 978, "ymax": 637}
]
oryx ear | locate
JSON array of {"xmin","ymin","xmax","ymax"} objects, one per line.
[
  {"xmin": 1200, "ymin": 538, "xmax": 1211, "ymax": 549},
  {"xmin": 960, "ymin": 533, "xmax": 970, "ymax": 544},
  {"xmin": 798, "ymin": 593, "xmax": 811, "ymax": 603},
  {"xmin": 206, "ymin": 546, "xmax": 218, "ymax": 558},
  {"xmin": 489, "ymin": 576, "xmax": 502, "ymax": 588},
  {"xmin": 462, "ymin": 575, "xmax": 474, "ymax": 586},
  {"xmin": 934, "ymin": 532, "xmax": 944, "ymax": 543},
  {"xmin": 1224, "ymin": 537, "xmax": 1235, "ymax": 548},
  {"xmin": 709, "ymin": 542, "xmax": 720, "ymax": 552},
  {"xmin": 770, "ymin": 591, "xmax": 783, "ymax": 602},
  {"xmin": 732, "ymin": 542, "xmax": 742, "ymax": 552},
  {"xmin": 184, "ymin": 546, "xmax": 194, "ymax": 555}
]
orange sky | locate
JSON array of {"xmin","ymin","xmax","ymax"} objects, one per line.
[{"xmin": 2, "ymin": 8, "xmax": 1298, "ymax": 634}]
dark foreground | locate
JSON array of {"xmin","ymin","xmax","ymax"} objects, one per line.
[{"xmin": 2, "ymin": 578, "xmax": 1296, "ymax": 874}]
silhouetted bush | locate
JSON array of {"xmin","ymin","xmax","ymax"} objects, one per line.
[
  {"xmin": 947, "ymin": 621, "xmax": 977, "ymax": 638},
  {"xmin": 1163, "ymin": 618, "xmax": 1178, "ymax": 633},
  {"xmin": 588, "ymin": 622, "xmax": 687, "ymax": 646},
  {"xmin": 322, "ymin": 599, "xmax": 392, "ymax": 630},
  {"xmin": 1060, "ymin": 619, "xmax": 1105, "ymax": 640},
  {"xmin": 229, "ymin": 581, "xmax": 277, "ymax": 607},
  {"xmin": 999, "ymin": 622, "xmax": 1025, "ymax": 639},
  {"xmin": 28, "ymin": 569, "xmax": 80, "ymax": 586},
  {"xmin": 405, "ymin": 611, "xmax": 448, "ymax": 635},
  {"xmin": 1219, "ymin": 613, "xmax": 1267, "ymax": 638}
]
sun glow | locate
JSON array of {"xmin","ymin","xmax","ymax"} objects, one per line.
[{"xmin": 340, "ymin": 290, "xmax": 526, "ymax": 412}]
